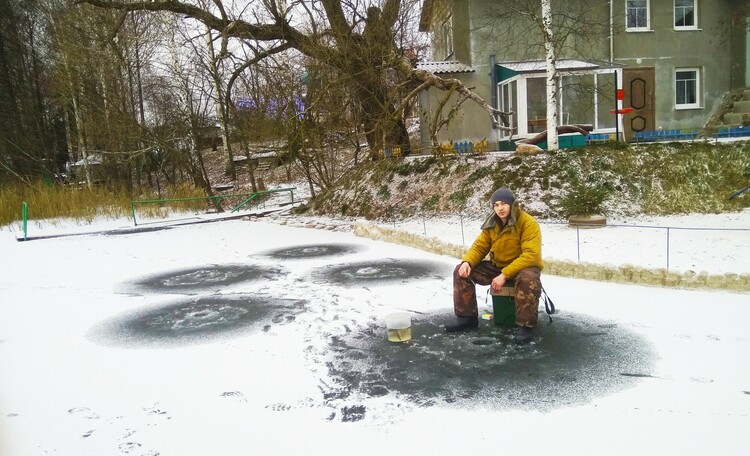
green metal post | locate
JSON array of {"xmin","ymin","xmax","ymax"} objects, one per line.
[
  {"xmin": 22, "ymin": 201, "xmax": 28, "ymax": 240},
  {"xmin": 131, "ymin": 202, "xmax": 138, "ymax": 226}
]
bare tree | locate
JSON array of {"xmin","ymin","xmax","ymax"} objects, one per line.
[
  {"xmin": 152, "ymin": 14, "xmax": 222, "ymax": 207},
  {"xmin": 0, "ymin": 0, "xmax": 64, "ymax": 183},
  {"xmin": 76, "ymin": 0, "xmax": 507, "ymax": 157}
]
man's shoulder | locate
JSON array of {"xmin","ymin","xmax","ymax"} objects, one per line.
[{"xmin": 518, "ymin": 211, "xmax": 541, "ymax": 228}]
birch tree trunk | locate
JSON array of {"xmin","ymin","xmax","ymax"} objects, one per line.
[{"xmin": 542, "ymin": 0, "xmax": 559, "ymax": 151}]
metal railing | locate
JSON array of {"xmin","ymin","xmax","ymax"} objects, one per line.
[
  {"xmin": 384, "ymin": 213, "xmax": 749, "ymax": 272},
  {"xmin": 554, "ymin": 222, "xmax": 749, "ymax": 271},
  {"xmin": 21, "ymin": 201, "xmax": 28, "ymax": 241},
  {"xmin": 130, "ymin": 187, "xmax": 295, "ymax": 226}
]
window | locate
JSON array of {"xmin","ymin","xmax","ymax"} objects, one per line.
[
  {"xmin": 498, "ymin": 81, "xmax": 517, "ymax": 139},
  {"xmin": 562, "ymin": 75, "xmax": 595, "ymax": 126},
  {"xmin": 626, "ymin": 0, "xmax": 649, "ymax": 30},
  {"xmin": 674, "ymin": 0, "xmax": 696, "ymax": 29},
  {"xmin": 441, "ymin": 16, "xmax": 453, "ymax": 59},
  {"xmin": 496, "ymin": 64, "xmax": 621, "ymax": 136},
  {"xmin": 675, "ymin": 68, "xmax": 700, "ymax": 109},
  {"xmin": 560, "ymin": 73, "xmax": 616, "ymax": 131},
  {"xmin": 595, "ymin": 73, "xmax": 616, "ymax": 129},
  {"xmin": 526, "ymin": 78, "xmax": 547, "ymax": 133}
]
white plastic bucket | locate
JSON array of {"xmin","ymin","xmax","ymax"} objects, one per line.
[{"xmin": 385, "ymin": 312, "xmax": 412, "ymax": 342}]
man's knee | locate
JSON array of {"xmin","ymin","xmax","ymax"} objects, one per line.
[{"xmin": 515, "ymin": 268, "xmax": 542, "ymax": 296}]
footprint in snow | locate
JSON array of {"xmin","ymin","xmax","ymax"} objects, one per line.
[
  {"xmin": 117, "ymin": 442, "xmax": 141, "ymax": 454},
  {"xmin": 68, "ymin": 407, "xmax": 100, "ymax": 419},
  {"xmin": 142, "ymin": 403, "xmax": 169, "ymax": 419}
]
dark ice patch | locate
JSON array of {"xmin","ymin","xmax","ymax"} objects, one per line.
[
  {"xmin": 320, "ymin": 311, "xmax": 655, "ymax": 412},
  {"xmin": 121, "ymin": 264, "xmax": 283, "ymax": 295},
  {"xmin": 317, "ymin": 259, "xmax": 451, "ymax": 285},
  {"xmin": 88, "ymin": 294, "xmax": 306, "ymax": 348},
  {"xmin": 262, "ymin": 243, "xmax": 363, "ymax": 259}
]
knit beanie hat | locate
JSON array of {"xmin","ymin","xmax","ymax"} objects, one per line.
[{"xmin": 490, "ymin": 187, "xmax": 515, "ymax": 206}]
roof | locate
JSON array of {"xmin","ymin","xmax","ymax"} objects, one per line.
[
  {"xmin": 71, "ymin": 153, "xmax": 103, "ymax": 167},
  {"xmin": 498, "ymin": 59, "xmax": 623, "ymax": 74},
  {"xmin": 496, "ymin": 59, "xmax": 624, "ymax": 84},
  {"xmin": 416, "ymin": 60, "xmax": 475, "ymax": 74}
]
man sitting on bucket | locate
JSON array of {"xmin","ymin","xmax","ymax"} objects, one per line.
[{"xmin": 445, "ymin": 186, "xmax": 543, "ymax": 344}]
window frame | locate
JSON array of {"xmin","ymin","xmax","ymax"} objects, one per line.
[
  {"xmin": 675, "ymin": 67, "xmax": 701, "ymax": 110},
  {"xmin": 674, "ymin": 0, "xmax": 697, "ymax": 30},
  {"xmin": 441, "ymin": 15, "xmax": 454, "ymax": 60},
  {"xmin": 626, "ymin": 0, "xmax": 650, "ymax": 32},
  {"xmin": 497, "ymin": 69, "xmax": 621, "ymax": 137},
  {"xmin": 498, "ymin": 80, "xmax": 518, "ymax": 139}
]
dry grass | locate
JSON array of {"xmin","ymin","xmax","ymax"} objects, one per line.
[{"xmin": 0, "ymin": 181, "xmax": 206, "ymax": 228}]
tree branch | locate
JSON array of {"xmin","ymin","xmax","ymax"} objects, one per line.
[
  {"xmin": 410, "ymin": 68, "xmax": 511, "ymax": 130},
  {"xmin": 224, "ymin": 42, "xmax": 295, "ymax": 115},
  {"xmin": 78, "ymin": 0, "xmax": 294, "ymax": 41}
]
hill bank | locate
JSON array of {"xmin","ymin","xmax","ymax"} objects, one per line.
[{"xmin": 301, "ymin": 142, "xmax": 750, "ymax": 221}]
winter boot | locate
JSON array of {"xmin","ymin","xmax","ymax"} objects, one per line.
[
  {"xmin": 515, "ymin": 326, "xmax": 533, "ymax": 344},
  {"xmin": 444, "ymin": 316, "xmax": 479, "ymax": 333}
]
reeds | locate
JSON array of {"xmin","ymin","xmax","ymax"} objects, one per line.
[{"xmin": 0, "ymin": 181, "xmax": 206, "ymax": 228}]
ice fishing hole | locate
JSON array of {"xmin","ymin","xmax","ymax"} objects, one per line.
[
  {"xmin": 262, "ymin": 243, "xmax": 363, "ymax": 259},
  {"xmin": 318, "ymin": 258, "xmax": 451, "ymax": 284},
  {"xmin": 88, "ymin": 294, "xmax": 306, "ymax": 348},
  {"xmin": 123, "ymin": 264, "xmax": 284, "ymax": 294}
]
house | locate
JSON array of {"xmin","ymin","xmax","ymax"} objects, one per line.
[
  {"xmin": 67, "ymin": 153, "xmax": 105, "ymax": 184},
  {"xmin": 417, "ymin": 0, "xmax": 749, "ymax": 149}
]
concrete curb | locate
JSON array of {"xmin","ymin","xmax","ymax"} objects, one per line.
[{"xmin": 353, "ymin": 222, "xmax": 750, "ymax": 293}]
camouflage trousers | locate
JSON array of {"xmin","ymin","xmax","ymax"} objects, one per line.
[{"xmin": 453, "ymin": 261, "xmax": 542, "ymax": 328}]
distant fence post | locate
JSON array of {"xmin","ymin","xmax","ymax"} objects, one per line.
[
  {"xmin": 460, "ymin": 213, "xmax": 465, "ymax": 246},
  {"xmin": 22, "ymin": 201, "xmax": 28, "ymax": 241}
]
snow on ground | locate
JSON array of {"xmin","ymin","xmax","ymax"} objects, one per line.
[
  {"xmin": 369, "ymin": 208, "xmax": 750, "ymax": 275},
  {"xmin": 0, "ymin": 210, "xmax": 749, "ymax": 456}
]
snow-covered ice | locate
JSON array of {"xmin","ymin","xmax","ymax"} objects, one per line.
[{"xmin": 0, "ymin": 212, "xmax": 748, "ymax": 456}]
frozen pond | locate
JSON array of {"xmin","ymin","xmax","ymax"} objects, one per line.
[{"xmin": 0, "ymin": 219, "xmax": 748, "ymax": 455}]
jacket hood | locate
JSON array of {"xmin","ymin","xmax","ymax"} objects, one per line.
[{"xmin": 480, "ymin": 201, "xmax": 521, "ymax": 230}]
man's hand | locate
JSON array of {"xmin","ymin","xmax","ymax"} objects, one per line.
[
  {"xmin": 458, "ymin": 261, "xmax": 471, "ymax": 278},
  {"xmin": 491, "ymin": 273, "xmax": 508, "ymax": 291}
]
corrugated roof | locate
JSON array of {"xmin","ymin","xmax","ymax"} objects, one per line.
[{"xmin": 416, "ymin": 60, "xmax": 475, "ymax": 74}]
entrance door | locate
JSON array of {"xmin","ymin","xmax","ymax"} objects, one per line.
[{"xmin": 623, "ymin": 68, "xmax": 655, "ymax": 141}]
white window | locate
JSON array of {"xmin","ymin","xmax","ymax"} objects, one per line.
[
  {"xmin": 626, "ymin": 0, "xmax": 649, "ymax": 31},
  {"xmin": 675, "ymin": 68, "xmax": 700, "ymax": 109},
  {"xmin": 498, "ymin": 81, "xmax": 517, "ymax": 139},
  {"xmin": 674, "ymin": 0, "xmax": 696, "ymax": 29}
]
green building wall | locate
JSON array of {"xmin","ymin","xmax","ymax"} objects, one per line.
[
  {"xmin": 418, "ymin": 0, "xmax": 748, "ymax": 149},
  {"xmin": 612, "ymin": 0, "xmax": 742, "ymax": 130}
]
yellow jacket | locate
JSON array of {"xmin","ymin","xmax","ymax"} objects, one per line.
[{"xmin": 461, "ymin": 202, "xmax": 544, "ymax": 278}]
